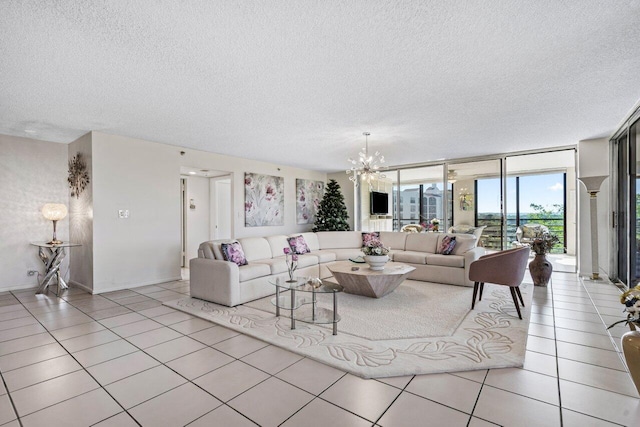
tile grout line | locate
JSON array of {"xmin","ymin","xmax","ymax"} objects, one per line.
[
  {"xmin": 547, "ymin": 277, "xmax": 564, "ymax": 426},
  {"xmin": 5, "ymin": 290, "xmax": 139, "ymax": 426},
  {"xmin": 0, "ymin": 369, "xmax": 23, "ymax": 427}
]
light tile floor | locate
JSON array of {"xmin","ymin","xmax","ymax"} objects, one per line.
[{"xmin": 0, "ymin": 272, "xmax": 639, "ymax": 426}]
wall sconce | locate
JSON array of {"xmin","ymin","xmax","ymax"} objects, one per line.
[
  {"xmin": 189, "ymin": 199, "xmax": 196, "ymax": 210},
  {"xmin": 458, "ymin": 188, "xmax": 473, "ymax": 211}
]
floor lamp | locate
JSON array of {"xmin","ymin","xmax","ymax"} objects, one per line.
[{"xmin": 577, "ymin": 176, "xmax": 607, "ymax": 280}]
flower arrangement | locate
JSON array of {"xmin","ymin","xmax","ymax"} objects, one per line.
[
  {"xmin": 283, "ymin": 247, "xmax": 298, "ymax": 281},
  {"xmin": 530, "ymin": 232, "xmax": 560, "ymax": 255},
  {"xmin": 430, "ymin": 218, "xmax": 440, "ymax": 226},
  {"xmin": 607, "ymin": 284, "xmax": 640, "ymax": 330},
  {"xmin": 362, "ymin": 239, "xmax": 390, "ymax": 256}
]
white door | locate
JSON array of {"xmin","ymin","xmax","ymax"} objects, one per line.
[{"xmin": 215, "ymin": 179, "xmax": 231, "ymax": 239}]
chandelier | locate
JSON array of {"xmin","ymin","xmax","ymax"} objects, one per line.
[{"xmin": 346, "ymin": 132, "xmax": 386, "ymax": 186}]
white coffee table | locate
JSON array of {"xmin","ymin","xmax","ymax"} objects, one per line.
[{"xmin": 327, "ymin": 261, "xmax": 416, "ymax": 298}]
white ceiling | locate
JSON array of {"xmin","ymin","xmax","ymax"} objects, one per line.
[{"xmin": 2, "ymin": 1, "xmax": 640, "ymax": 173}]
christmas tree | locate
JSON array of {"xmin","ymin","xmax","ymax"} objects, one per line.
[{"xmin": 313, "ymin": 179, "xmax": 351, "ymax": 231}]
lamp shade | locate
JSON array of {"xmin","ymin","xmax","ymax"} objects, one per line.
[{"xmin": 42, "ymin": 203, "xmax": 68, "ymax": 221}]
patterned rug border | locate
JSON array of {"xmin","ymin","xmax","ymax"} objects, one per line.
[{"xmin": 165, "ymin": 282, "xmax": 533, "ymax": 379}]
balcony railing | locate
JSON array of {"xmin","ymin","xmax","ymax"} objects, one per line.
[{"xmin": 477, "ymin": 215, "xmax": 565, "ymax": 253}]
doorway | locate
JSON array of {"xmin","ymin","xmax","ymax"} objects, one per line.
[{"xmin": 180, "ymin": 168, "xmax": 233, "ymax": 269}]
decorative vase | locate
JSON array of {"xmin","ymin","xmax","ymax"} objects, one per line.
[
  {"xmin": 433, "ymin": 225, "xmax": 439, "ymax": 232},
  {"xmin": 621, "ymin": 329, "xmax": 640, "ymax": 395},
  {"xmin": 529, "ymin": 253, "xmax": 552, "ymax": 286},
  {"xmin": 364, "ymin": 255, "xmax": 389, "ymax": 271}
]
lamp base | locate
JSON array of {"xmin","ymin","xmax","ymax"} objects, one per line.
[{"xmin": 590, "ymin": 273, "xmax": 600, "ymax": 280}]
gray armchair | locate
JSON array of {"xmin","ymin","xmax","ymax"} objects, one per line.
[{"xmin": 515, "ymin": 223, "xmax": 549, "ymax": 245}]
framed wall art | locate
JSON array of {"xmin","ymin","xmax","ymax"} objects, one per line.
[
  {"xmin": 296, "ymin": 179, "xmax": 324, "ymax": 224},
  {"xmin": 244, "ymin": 172, "xmax": 284, "ymax": 226}
]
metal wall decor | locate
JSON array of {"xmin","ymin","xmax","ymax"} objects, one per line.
[{"xmin": 68, "ymin": 153, "xmax": 89, "ymax": 198}]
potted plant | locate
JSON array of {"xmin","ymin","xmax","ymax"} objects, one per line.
[
  {"xmin": 607, "ymin": 285, "xmax": 640, "ymax": 395},
  {"xmin": 528, "ymin": 231, "xmax": 559, "ymax": 286},
  {"xmin": 362, "ymin": 239, "xmax": 390, "ymax": 271},
  {"xmin": 430, "ymin": 218, "xmax": 440, "ymax": 232}
]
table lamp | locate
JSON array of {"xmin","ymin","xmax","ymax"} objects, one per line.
[{"xmin": 42, "ymin": 203, "xmax": 67, "ymax": 245}]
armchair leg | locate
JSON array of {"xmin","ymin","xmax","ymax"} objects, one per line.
[
  {"xmin": 472, "ymin": 282, "xmax": 479, "ymax": 309},
  {"xmin": 479, "ymin": 282, "xmax": 485, "ymax": 301},
  {"xmin": 515, "ymin": 287, "xmax": 525, "ymax": 307},
  {"xmin": 509, "ymin": 287, "xmax": 523, "ymax": 319}
]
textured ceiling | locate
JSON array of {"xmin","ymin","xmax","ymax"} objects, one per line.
[{"xmin": 2, "ymin": 1, "xmax": 640, "ymax": 173}]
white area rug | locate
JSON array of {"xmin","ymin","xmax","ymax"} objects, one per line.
[
  {"xmin": 247, "ymin": 281, "xmax": 471, "ymax": 340},
  {"xmin": 165, "ymin": 280, "xmax": 533, "ymax": 378}
]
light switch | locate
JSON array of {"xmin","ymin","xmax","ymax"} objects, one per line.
[{"xmin": 118, "ymin": 210, "xmax": 130, "ymax": 218}]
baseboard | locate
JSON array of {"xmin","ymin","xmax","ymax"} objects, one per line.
[
  {"xmin": 69, "ymin": 280, "xmax": 94, "ymax": 294},
  {"xmin": 94, "ymin": 276, "xmax": 183, "ymax": 294},
  {"xmin": 0, "ymin": 283, "xmax": 39, "ymax": 293}
]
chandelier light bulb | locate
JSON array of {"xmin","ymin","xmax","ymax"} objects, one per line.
[{"xmin": 345, "ymin": 132, "xmax": 386, "ymax": 187}]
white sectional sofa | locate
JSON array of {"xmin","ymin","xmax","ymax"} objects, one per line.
[{"xmin": 190, "ymin": 231, "xmax": 484, "ymax": 307}]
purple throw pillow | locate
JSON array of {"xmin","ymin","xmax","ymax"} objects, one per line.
[
  {"xmin": 287, "ymin": 235, "xmax": 310, "ymax": 254},
  {"xmin": 221, "ymin": 242, "xmax": 248, "ymax": 266},
  {"xmin": 441, "ymin": 236, "xmax": 457, "ymax": 255},
  {"xmin": 362, "ymin": 232, "xmax": 381, "ymax": 246}
]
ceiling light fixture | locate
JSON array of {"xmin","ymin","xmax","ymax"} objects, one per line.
[{"xmin": 346, "ymin": 132, "xmax": 386, "ymax": 187}]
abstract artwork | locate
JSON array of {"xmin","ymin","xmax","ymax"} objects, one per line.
[
  {"xmin": 244, "ymin": 173, "xmax": 284, "ymax": 226},
  {"xmin": 296, "ymin": 179, "xmax": 324, "ymax": 224}
]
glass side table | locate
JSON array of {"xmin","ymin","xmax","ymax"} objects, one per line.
[
  {"xmin": 268, "ymin": 277, "xmax": 343, "ymax": 335},
  {"xmin": 30, "ymin": 242, "xmax": 81, "ymax": 295}
]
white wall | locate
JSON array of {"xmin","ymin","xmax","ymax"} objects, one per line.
[
  {"xmin": 92, "ymin": 132, "xmax": 182, "ymax": 292},
  {"xmin": 0, "ymin": 134, "xmax": 69, "ymax": 291},
  {"xmin": 88, "ymin": 132, "xmax": 325, "ymax": 292},
  {"xmin": 68, "ymin": 133, "xmax": 94, "ymax": 291},
  {"xmin": 184, "ymin": 175, "xmax": 210, "ymax": 262},
  {"xmin": 176, "ymin": 146, "xmax": 326, "ymax": 239}
]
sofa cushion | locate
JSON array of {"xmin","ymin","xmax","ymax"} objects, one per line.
[
  {"xmin": 294, "ymin": 253, "xmax": 319, "ymax": 268},
  {"xmin": 238, "ymin": 237, "xmax": 273, "ymax": 262},
  {"xmin": 316, "ymin": 231, "xmax": 362, "ymax": 250},
  {"xmin": 287, "ymin": 235, "xmax": 311, "ymax": 254},
  {"xmin": 296, "ymin": 232, "xmax": 320, "ymax": 251},
  {"xmin": 238, "ymin": 263, "xmax": 271, "ymax": 282},
  {"xmin": 314, "ymin": 251, "xmax": 337, "ymax": 263},
  {"xmin": 405, "ymin": 233, "xmax": 439, "ymax": 254},
  {"xmin": 221, "ymin": 242, "xmax": 248, "ymax": 266},
  {"xmin": 426, "ymin": 254, "xmax": 465, "ymax": 268},
  {"xmin": 321, "ymin": 248, "xmax": 363, "ymax": 261},
  {"xmin": 265, "ymin": 235, "xmax": 291, "ymax": 259},
  {"xmin": 393, "ymin": 250, "xmax": 428, "ymax": 265},
  {"xmin": 252, "ymin": 257, "xmax": 288, "ymax": 274},
  {"xmin": 450, "ymin": 234, "xmax": 477, "ymax": 255},
  {"xmin": 199, "ymin": 240, "xmax": 236, "ymax": 260},
  {"xmin": 198, "ymin": 242, "xmax": 216, "ymax": 260},
  {"xmin": 379, "ymin": 231, "xmax": 407, "ymax": 251}
]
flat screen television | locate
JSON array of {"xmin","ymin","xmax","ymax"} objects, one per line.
[{"xmin": 370, "ymin": 191, "xmax": 389, "ymax": 215}]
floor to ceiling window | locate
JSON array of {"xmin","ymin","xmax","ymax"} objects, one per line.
[
  {"xmin": 506, "ymin": 151, "xmax": 575, "ymax": 258},
  {"xmin": 612, "ymin": 118, "xmax": 640, "ymax": 288},
  {"xmin": 393, "ymin": 166, "xmax": 445, "ymax": 231}
]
